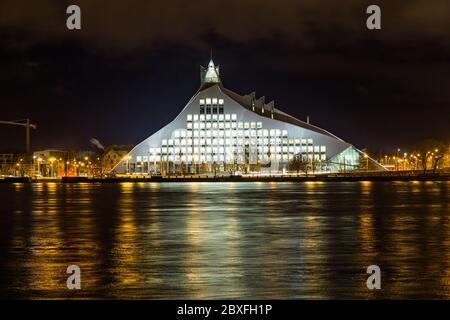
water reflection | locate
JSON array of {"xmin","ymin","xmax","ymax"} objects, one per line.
[{"xmin": 0, "ymin": 181, "xmax": 449, "ymax": 299}]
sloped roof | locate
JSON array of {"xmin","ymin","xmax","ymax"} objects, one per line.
[{"xmin": 198, "ymin": 83, "xmax": 344, "ymax": 141}]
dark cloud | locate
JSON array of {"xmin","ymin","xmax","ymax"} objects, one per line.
[{"xmin": 0, "ymin": 0, "xmax": 449, "ymax": 53}]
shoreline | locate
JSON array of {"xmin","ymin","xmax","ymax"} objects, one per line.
[{"xmin": 1, "ymin": 173, "xmax": 449, "ymax": 183}]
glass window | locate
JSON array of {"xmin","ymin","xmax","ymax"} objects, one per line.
[
  {"xmin": 193, "ymin": 114, "xmax": 198, "ymax": 121},
  {"xmin": 200, "ymin": 107, "xmax": 205, "ymax": 114},
  {"xmin": 206, "ymin": 107, "xmax": 211, "ymax": 114},
  {"xmin": 187, "ymin": 114, "xmax": 192, "ymax": 121},
  {"xmin": 206, "ymin": 98, "xmax": 211, "ymax": 105},
  {"xmin": 213, "ymin": 107, "xmax": 218, "ymax": 114},
  {"xmin": 231, "ymin": 114, "xmax": 237, "ymax": 120},
  {"xmin": 219, "ymin": 107, "xmax": 224, "ymax": 114},
  {"xmin": 212, "ymin": 98, "xmax": 218, "ymax": 105},
  {"xmin": 199, "ymin": 99, "xmax": 205, "ymax": 105},
  {"xmin": 219, "ymin": 99, "xmax": 224, "ymax": 105}
]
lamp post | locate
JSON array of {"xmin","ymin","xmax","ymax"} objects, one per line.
[
  {"xmin": 123, "ymin": 155, "xmax": 132, "ymax": 174},
  {"xmin": 364, "ymin": 153, "xmax": 369, "ymax": 171},
  {"xmin": 37, "ymin": 158, "xmax": 42, "ymax": 176}
]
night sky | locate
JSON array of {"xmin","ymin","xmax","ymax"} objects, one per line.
[{"xmin": 0, "ymin": 0, "xmax": 449, "ymax": 154}]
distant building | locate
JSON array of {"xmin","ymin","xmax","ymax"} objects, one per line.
[
  {"xmin": 101, "ymin": 145, "xmax": 133, "ymax": 174},
  {"xmin": 113, "ymin": 59, "xmax": 385, "ymax": 175},
  {"xmin": 33, "ymin": 150, "xmax": 67, "ymax": 177},
  {"xmin": 0, "ymin": 153, "xmax": 22, "ymax": 176}
]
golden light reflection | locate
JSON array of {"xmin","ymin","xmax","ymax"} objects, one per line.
[{"xmin": 112, "ymin": 183, "xmax": 140, "ymax": 288}]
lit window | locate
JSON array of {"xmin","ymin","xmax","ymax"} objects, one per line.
[
  {"xmin": 212, "ymin": 98, "xmax": 218, "ymax": 105},
  {"xmin": 193, "ymin": 114, "xmax": 198, "ymax": 121},
  {"xmin": 187, "ymin": 114, "xmax": 192, "ymax": 121},
  {"xmin": 206, "ymin": 98, "xmax": 211, "ymax": 105},
  {"xmin": 187, "ymin": 123, "xmax": 192, "ymax": 129},
  {"xmin": 199, "ymin": 99, "xmax": 205, "ymax": 105},
  {"xmin": 320, "ymin": 146, "xmax": 326, "ymax": 153},
  {"xmin": 174, "ymin": 131, "xmax": 180, "ymax": 138},
  {"xmin": 231, "ymin": 114, "xmax": 237, "ymax": 120},
  {"xmin": 257, "ymin": 122, "xmax": 262, "ymax": 128},
  {"xmin": 200, "ymin": 114, "xmax": 205, "ymax": 121},
  {"xmin": 308, "ymin": 139, "xmax": 313, "ymax": 145},
  {"xmin": 219, "ymin": 99, "xmax": 224, "ymax": 105}
]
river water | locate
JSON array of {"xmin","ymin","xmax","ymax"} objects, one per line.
[{"xmin": 0, "ymin": 181, "xmax": 448, "ymax": 299}]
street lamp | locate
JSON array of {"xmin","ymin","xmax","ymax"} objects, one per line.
[
  {"xmin": 37, "ymin": 157, "xmax": 43, "ymax": 176},
  {"xmin": 123, "ymin": 155, "xmax": 132, "ymax": 174},
  {"xmin": 364, "ymin": 153, "xmax": 369, "ymax": 171}
]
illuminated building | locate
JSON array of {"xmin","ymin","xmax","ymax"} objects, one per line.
[{"xmin": 113, "ymin": 59, "xmax": 384, "ymax": 175}]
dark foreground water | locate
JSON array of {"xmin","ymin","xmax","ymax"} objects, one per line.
[{"xmin": 0, "ymin": 181, "xmax": 449, "ymax": 299}]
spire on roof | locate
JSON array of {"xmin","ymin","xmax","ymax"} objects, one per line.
[{"xmin": 200, "ymin": 53, "xmax": 221, "ymax": 84}]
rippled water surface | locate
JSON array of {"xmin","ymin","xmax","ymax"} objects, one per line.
[{"xmin": 0, "ymin": 181, "xmax": 449, "ymax": 299}]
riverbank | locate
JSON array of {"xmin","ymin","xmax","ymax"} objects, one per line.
[{"xmin": 1, "ymin": 172, "xmax": 449, "ymax": 183}]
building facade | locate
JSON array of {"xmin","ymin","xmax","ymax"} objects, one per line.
[
  {"xmin": 113, "ymin": 59, "xmax": 384, "ymax": 175},
  {"xmin": 101, "ymin": 145, "xmax": 134, "ymax": 174}
]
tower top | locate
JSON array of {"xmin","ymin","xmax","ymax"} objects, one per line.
[{"xmin": 200, "ymin": 57, "xmax": 221, "ymax": 84}]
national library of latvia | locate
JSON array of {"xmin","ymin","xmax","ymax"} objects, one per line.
[{"xmin": 113, "ymin": 59, "xmax": 384, "ymax": 175}]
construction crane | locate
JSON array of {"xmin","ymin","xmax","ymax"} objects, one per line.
[{"xmin": 0, "ymin": 119, "xmax": 37, "ymax": 154}]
